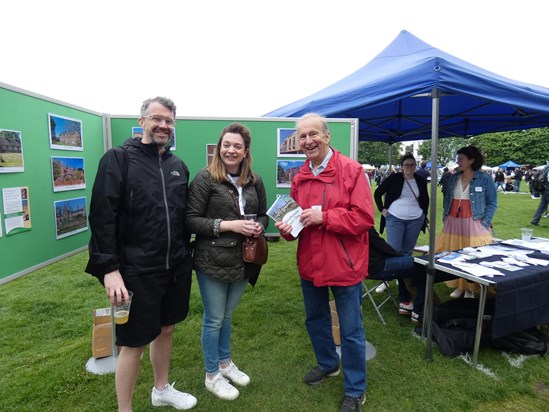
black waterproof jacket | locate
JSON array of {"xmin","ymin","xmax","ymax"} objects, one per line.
[{"xmin": 85, "ymin": 138, "xmax": 192, "ymax": 283}]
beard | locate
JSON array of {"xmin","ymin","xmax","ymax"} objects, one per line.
[{"xmin": 151, "ymin": 127, "xmax": 173, "ymax": 147}]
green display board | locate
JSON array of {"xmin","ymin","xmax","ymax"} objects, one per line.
[
  {"xmin": 0, "ymin": 83, "xmax": 356, "ymax": 282},
  {"xmin": 0, "ymin": 84, "xmax": 105, "ymax": 283},
  {"xmin": 110, "ymin": 116, "xmax": 357, "ymax": 235}
]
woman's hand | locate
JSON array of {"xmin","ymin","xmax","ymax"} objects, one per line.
[
  {"xmin": 227, "ymin": 219, "xmax": 262, "ymax": 237},
  {"xmin": 382, "ymin": 209, "xmax": 388, "ymax": 217}
]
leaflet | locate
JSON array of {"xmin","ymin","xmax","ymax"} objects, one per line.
[{"xmin": 266, "ymin": 194, "xmax": 304, "ymax": 237}]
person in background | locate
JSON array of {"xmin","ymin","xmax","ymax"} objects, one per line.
[
  {"xmin": 415, "ymin": 160, "xmax": 430, "ymax": 181},
  {"xmin": 437, "ymin": 145, "xmax": 497, "ymax": 298},
  {"xmin": 85, "ymin": 97, "xmax": 197, "ymax": 411},
  {"xmin": 524, "ymin": 167, "xmax": 532, "ymax": 192},
  {"xmin": 530, "ymin": 169, "xmax": 542, "ymax": 199},
  {"xmin": 513, "ymin": 167, "xmax": 523, "ymax": 193},
  {"xmin": 275, "ymin": 113, "xmax": 374, "ymax": 412},
  {"xmin": 367, "ymin": 227, "xmax": 415, "ymax": 314},
  {"xmin": 374, "ymin": 168, "xmax": 383, "ymax": 186},
  {"xmin": 185, "ymin": 123, "xmax": 268, "ymax": 401},
  {"xmin": 494, "ymin": 167, "xmax": 505, "ymax": 192},
  {"xmin": 438, "ymin": 167, "xmax": 452, "ymax": 197},
  {"xmin": 531, "ymin": 163, "xmax": 549, "ymax": 226},
  {"xmin": 373, "ymin": 153, "xmax": 429, "ymax": 316}
]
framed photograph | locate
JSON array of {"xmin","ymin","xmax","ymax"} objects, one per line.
[
  {"xmin": 277, "ymin": 128, "xmax": 305, "ymax": 157},
  {"xmin": 48, "ymin": 113, "xmax": 83, "ymax": 151},
  {"xmin": 51, "ymin": 156, "xmax": 86, "ymax": 192},
  {"xmin": 131, "ymin": 127, "xmax": 176, "ymax": 150},
  {"xmin": 0, "ymin": 129, "xmax": 24, "ymax": 173},
  {"xmin": 169, "ymin": 128, "xmax": 176, "ymax": 151},
  {"xmin": 276, "ymin": 159, "xmax": 305, "ymax": 188},
  {"xmin": 54, "ymin": 196, "xmax": 88, "ymax": 240},
  {"xmin": 132, "ymin": 127, "xmax": 143, "ymax": 139},
  {"xmin": 206, "ymin": 144, "xmax": 217, "ymax": 166}
]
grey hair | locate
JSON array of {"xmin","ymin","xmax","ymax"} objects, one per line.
[
  {"xmin": 296, "ymin": 113, "xmax": 329, "ymax": 135},
  {"xmin": 140, "ymin": 97, "xmax": 176, "ymax": 117}
]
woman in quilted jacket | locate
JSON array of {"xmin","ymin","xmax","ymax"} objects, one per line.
[{"xmin": 186, "ymin": 123, "xmax": 268, "ymax": 401}]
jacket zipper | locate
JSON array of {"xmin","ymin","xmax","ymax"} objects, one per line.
[
  {"xmin": 159, "ymin": 155, "xmax": 171, "ymax": 270},
  {"xmin": 321, "ymin": 182, "xmax": 354, "ymax": 270}
]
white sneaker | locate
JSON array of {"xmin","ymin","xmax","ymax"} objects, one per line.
[
  {"xmin": 464, "ymin": 290, "xmax": 475, "ymax": 299},
  {"xmin": 219, "ymin": 360, "xmax": 250, "ymax": 386},
  {"xmin": 205, "ymin": 373, "xmax": 239, "ymax": 400},
  {"xmin": 151, "ymin": 382, "xmax": 197, "ymax": 410},
  {"xmin": 375, "ymin": 282, "xmax": 388, "ymax": 293},
  {"xmin": 449, "ymin": 288, "xmax": 464, "ymax": 299}
]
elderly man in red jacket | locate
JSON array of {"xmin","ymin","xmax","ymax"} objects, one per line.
[{"xmin": 275, "ymin": 113, "xmax": 375, "ymax": 412}]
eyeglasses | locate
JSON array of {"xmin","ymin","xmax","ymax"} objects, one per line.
[
  {"xmin": 143, "ymin": 115, "xmax": 175, "ymax": 127},
  {"xmin": 402, "ymin": 163, "xmax": 416, "ymax": 168}
]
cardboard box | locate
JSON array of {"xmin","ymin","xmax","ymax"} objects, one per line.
[
  {"xmin": 93, "ymin": 307, "xmax": 111, "ymax": 325},
  {"xmin": 329, "ymin": 300, "xmax": 341, "ymax": 346},
  {"xmin": 92, "ymin": 308, "xmax": 113, "ymax": 358}
]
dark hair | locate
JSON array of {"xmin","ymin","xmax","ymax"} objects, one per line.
[
  {"xmin": 456, "ymin": 145, "xmax": 484, "ymax": 171},
  {"xmin": 399, "ymin": 152, "xmax": 416, "ymax": 167},
  {"xmin": 208, "ymin": 123, "xmax": 254, "ymax": 185},
  {"xmin": 140, "ymin": 96, "xmax": 176, "ymax": 117}
]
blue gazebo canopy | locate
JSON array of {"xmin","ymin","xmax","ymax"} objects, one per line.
[
  {"xmin": 499, "ymin": 160, "xmax": 521, "ymax": 169},
  {"xmin": 265, "ymin": 30, "xmax": 549, "ymax": 143}
]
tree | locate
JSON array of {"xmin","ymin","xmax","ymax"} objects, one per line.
[
  {"xmin": 417, "ymin": 137, "xmax": 470, "ymax": 166},
  {"xmin": 358, "ymin": 127, "xmax": 549, "ymax": 168},
  {"xmin": 470, "ymin": 128, "xmax": 549, "ymax": 166},
  {"xmin": 358, "ymin": 141, "xmax": 403, "ymax": 166}
]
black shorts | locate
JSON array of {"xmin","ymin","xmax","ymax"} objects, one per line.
[{"xmin": 116, "ymin": 267, "xmax": 192, "ymax": 347}]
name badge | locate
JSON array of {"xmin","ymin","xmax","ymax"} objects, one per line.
[{"xmin": 475, "ymin": 187, "xmax": 483, "ymax": 192}]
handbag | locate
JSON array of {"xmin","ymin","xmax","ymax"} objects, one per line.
[
  {"xmin": 229, "ymin": 185, "xmax": 269, "ymax": 265},
  {"xmin": 243, "ymin": 235, "xmax": 268, "ymax": 265}
]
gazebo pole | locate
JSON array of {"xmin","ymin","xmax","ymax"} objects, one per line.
[{"xmin": 423, "ymin": 87, "xmax": 440, "ymax": 361}]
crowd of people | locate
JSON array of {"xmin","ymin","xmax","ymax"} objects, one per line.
[{"xmin": 85, "ymin": 97, "xmax": 547, "ymax": 412}]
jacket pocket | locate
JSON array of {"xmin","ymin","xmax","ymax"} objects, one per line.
[{"xmin": 208, "ymin": 237, "xmax": 240, "ymax": 266}]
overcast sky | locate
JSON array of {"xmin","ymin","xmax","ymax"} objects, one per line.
[{"xmin": 3, "ymin": 0, "xmax": 548, "ymax": 118}]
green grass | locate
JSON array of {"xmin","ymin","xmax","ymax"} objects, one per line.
[{"xmin": 0, "ymin": 188, "xmax": 548, "ymax": 411}]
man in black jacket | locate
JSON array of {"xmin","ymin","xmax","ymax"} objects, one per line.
[{"xmin": 86, "ymin": 97, "xmax": 197, "ymax": 411}]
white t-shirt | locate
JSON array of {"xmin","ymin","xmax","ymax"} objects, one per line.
[{"xmin": 387, "ymin": 178, "xmax": 423, "ymax": 220}]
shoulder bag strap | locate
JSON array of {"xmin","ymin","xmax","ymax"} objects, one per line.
[{"xmin": 404, "ymin": 178, "xmax": 430, "ymax": 232}]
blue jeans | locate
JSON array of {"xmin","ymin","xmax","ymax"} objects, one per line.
[
  {"xmin": 532, "ymin": 190, "xmax": 549, "ymax": 224},
  {"xmin": 411, "ymin": 263, "xmax": 455, "ymax": 317},
  {"xmin": 513, "ymin": 180, "xmax": 521, "ymax": 192},
  {"xmin": 370, "ymin": 256, "xmax": 413, "ymax": 302},
  {"xmin": 196, "ymin": 270, "xmax": 248, "ymax": 374},
  {"xmin": 300, "ymin": 279, "xmax": 366, "ymax": 398},
  {"xmin": 385, "ymin": 212, "xmax": 425, "ymax": 256}
]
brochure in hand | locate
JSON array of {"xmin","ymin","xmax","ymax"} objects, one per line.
[{"xmin": 267, "ymin": 194, "xmax": 304, "ymax": 237}]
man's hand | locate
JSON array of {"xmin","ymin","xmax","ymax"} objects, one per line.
[
  {"xmin": 103, "ymin": 270, "xmax": 128, "ymax": 306},
  {"xmin": 300, "ymin": 208, "xmax": 323, "ymax": 227}
]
